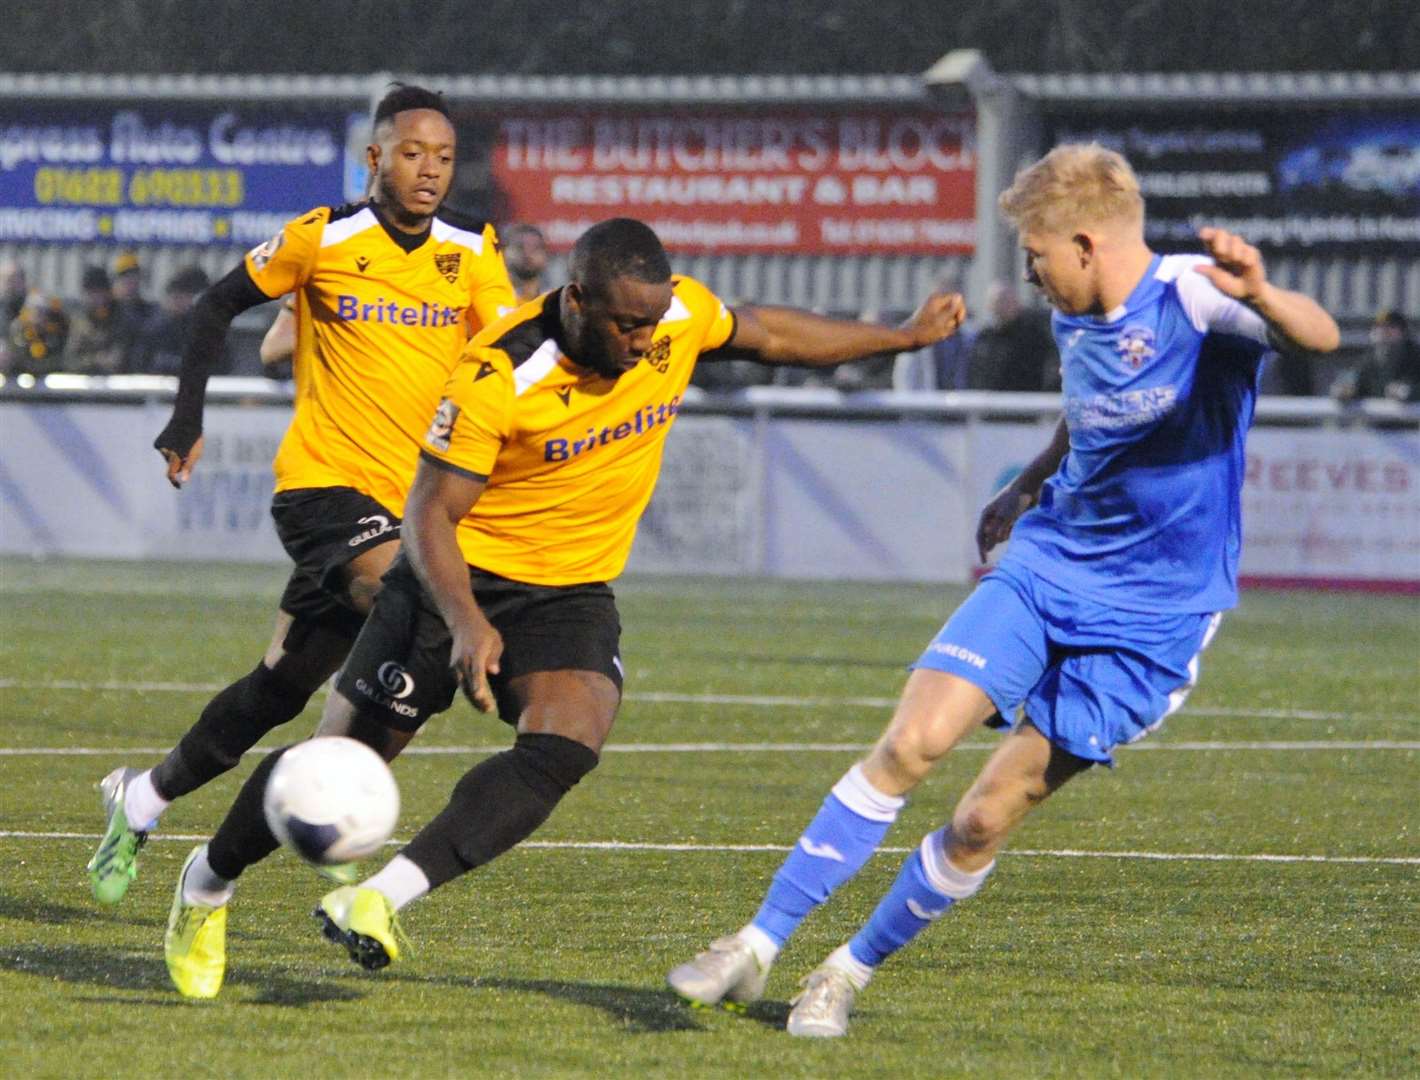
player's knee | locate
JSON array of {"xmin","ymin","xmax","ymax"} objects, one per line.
[
  {"xmin": 514, "ymin": 673, "xmax": 620, "ymax": 751},
  {"xmin": 874, "ymin": 725, "xmax": 941, "ymax": 785},
  {"xmin": 951, "ymin": 798, "xmax": 1009, "ymax": 852}
]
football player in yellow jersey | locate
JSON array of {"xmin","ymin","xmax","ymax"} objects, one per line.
[
  {"xmin": 164, "ymin": 217, "xmax": 966, "ymax": 994},
  {"xmin": 85, "ymin": 85, "xmax": 514, "ymax": 938}
]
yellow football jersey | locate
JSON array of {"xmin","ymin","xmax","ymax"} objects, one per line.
[
  {"xmin": 421, "ymin": 275, "xmax": 736, "ymax": 585},
  {"xmin": 245, "ymin": 202, "xmax": 515, "ymax": 515}
]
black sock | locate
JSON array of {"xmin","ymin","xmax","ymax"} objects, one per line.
[
  {"xmin": 205, "ymin": 746, "xmax": 289, "ymax": 881},
  {"xmin": 152, "ymin": 663, "xmax": 312, "ymax": 800},
  {"xmin": 401, "ymin": 733, "xmax": 599, "ymax": 890}
]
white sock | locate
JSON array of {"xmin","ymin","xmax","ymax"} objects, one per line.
[
  {"xmin": 123, "ymin": 769, "xmax": 169, "ymax": 832},
  {"xmin": 823, "ymin": 942, "xmax": 874, "ymax": 990},
  {"xmin": 361, "ymin": 855, "xmax": 430, "ymax": 911},
  {"xmin": 832, "ymin": 764, "xmax": 907, "ymax": 822},
  {"xmin": 921, "ymin": 828, "xmax": 994, "ymax": 900},
  {"xmin": 736, "ymin": 923, "xmax": 781, "ymax": 969},
  {"xmin": 181, "ymin": 845, "xmax": 235, "ymax": 907}
]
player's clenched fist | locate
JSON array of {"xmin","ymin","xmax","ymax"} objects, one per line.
[
  {"xmin": 1194, "ymin": 227, "xmax": 1267, "ymax": 303},
  {"xmin": 155, "ymin": 433, "xmax": 205, "ymax": 489},
  {"xmin": 902, "ymin": 291, "xmax": 967, "ymax": 348}
]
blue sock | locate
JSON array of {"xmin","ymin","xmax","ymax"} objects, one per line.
[
  {"xmin": 750, "ymin": 765, "xmax": 904, "ymax": 947},
  {"xmin": 847, "ymin": 829, "xmax": 993, "ymax": 969}
]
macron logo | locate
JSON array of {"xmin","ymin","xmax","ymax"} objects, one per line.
[
  {"xmin": 798, "ymin": 837, "xmax": 845, "ymax": 862},
  {"xmin": 906, "ymin": 898, "xmax": 948, "ymax": 921}
]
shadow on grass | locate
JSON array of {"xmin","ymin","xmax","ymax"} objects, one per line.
[
  {"xmin": 382, "ymin": 970, "xmax": 712, "ymax": 1033},
  {"xmin": 0, "ymin": 943, "xmax": 366, "ymax": 1007},
  {"xmin": 492, "ymin": 978, "xmax": 708, "ymax": 1033},
  {"xmin": 0, "ymin": 891, "xmax": 124, "ymax": 928}
]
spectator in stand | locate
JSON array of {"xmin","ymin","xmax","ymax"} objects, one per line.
[
  {"xmin": 66, "ymin": 266, "xmax": 127, "ymax": 375},
  {"xmin": 0, "ymin": 261, "xmax": 26, "ymax": 371},
  {"xmin": 2, "ymin": 259, "xmax": 28, "ymax": 324},
  {"xmin": 137, "ymin": 267, "xmax": 225, "ymax": 376},
  {"xmin": 5, "ymin": 290, "xmax": 69, "ymax": 376},
  {"xmin": 1330, "ymin": 309, "xmax": 1420, "ymax": 403},
  {"xmin": 111, "ymin": 251, "xmax": 157, "ymax": 369},
  {"xmin": 967, "ymin": 281, "xmax": 1058, "ymax": 392},
  {"xmin": 501, "ymin": 223, "xmax": 550, "ymax": 302}
]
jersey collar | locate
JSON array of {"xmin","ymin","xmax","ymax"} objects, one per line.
[{"xmin": 368, "ymin": 201, "xmax": 432, "ymax": 254}]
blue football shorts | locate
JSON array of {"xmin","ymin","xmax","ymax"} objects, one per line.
[{"xmin": 912, "ymin": 564, "xmax": 1223, "ymax": 764}]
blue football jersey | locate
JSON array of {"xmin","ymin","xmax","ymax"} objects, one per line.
[{"xmin": 1001, "ymin": 254, "xmax": 1272, "ymax": 613}]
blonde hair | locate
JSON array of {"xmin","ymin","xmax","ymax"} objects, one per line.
[{"xmin": 998, "ymin": 143, "xmax": 1144, "ymax": 236}]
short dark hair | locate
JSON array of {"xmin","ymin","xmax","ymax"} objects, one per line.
[
  {"xmin": 568, "ymin": 218, "xmax": 670, "ymax": 302},
  {"xmin": 372, "ymin": 83, "xmax": 450, "ymax": 130},
  {"xmin": 501, "ymin": 222, "xmax": 546, "ymax": 246},
  {"xmin": 81, "ymin": 265, "xmax": 110, "ymax": 291},
  {"xmin": 167, "ymin": 266, "xmax": 210, "ymax": 296}
]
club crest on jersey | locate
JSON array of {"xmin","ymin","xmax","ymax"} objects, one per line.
[
  {"xmin": 435, "ymin": 253, "xmax": 461, "ymax": 284},
  {"xmin": 248, "ymin": 231, "xmax": 284, "ymax": 271},
  {"xmin": 426, "ymin": 397, "xmax": 460, "ymax": 452},
  {"xmin": 644, "ymin": 335, "xmax": 672, "ymax": 373},
  {"xmin": 1115, "ymin": 324, "xmax": 1157, "ymax": 369},
  {"xmin": 355, "ymin": 255, "xmax": 370, "ymax": 273}
]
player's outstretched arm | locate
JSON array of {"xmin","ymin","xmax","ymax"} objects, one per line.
[
  {"xmin": 975, "ymin": 416, "xmax": 1069, "ymax": 561},
  {"xmin": 401, "ymin": 455, "xmax": 503, "ymax": 713},
  {"xmin": 722, "ymin": 291, "xmax": 966, "ymax": 368},
  {"xmin": 153, "ymin": 264, "xmax": 273, "ymax": 488},
  {"xmin": 1194, "ymin": 227, "xmax": 1340, "ymax": 354}
]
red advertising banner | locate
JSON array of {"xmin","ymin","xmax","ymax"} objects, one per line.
[{"xmin": 488, "ymin": 110, "xmax": 976, "ymax": 255}]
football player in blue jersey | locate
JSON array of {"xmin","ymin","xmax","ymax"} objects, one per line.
[{"xmin": 668, "ymin": 142, "xmax": 1340, "ymax": 1038}]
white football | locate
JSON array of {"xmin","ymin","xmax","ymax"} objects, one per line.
[{"xmin": 262, "ymin": 736, "xmax": 400, "ymax": 865}]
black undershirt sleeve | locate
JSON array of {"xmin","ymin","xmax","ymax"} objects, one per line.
[{"xmin": 153, "ymin": 263, "xmax": 274, "ymax": 457}]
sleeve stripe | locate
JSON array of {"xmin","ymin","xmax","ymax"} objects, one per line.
[{"xmin": 419, "ymin": 449, "xmax": 490, "ymax": 483}]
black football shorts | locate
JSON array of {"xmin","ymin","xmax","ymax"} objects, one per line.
[
  {"xmin": 270, "ymin": 486, "xmax": 401, "ymax": 639},
  {"xmin": 334, "ymin": 554, "xmax": 623, "ymax": 731}
]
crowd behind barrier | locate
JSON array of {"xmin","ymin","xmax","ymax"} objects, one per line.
[{"xmin": 3, "ymin": 249, "xmax": 1412, "ymax": 403}]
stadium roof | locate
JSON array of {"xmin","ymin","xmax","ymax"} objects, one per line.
[
  {"xmin": 4, "ymin": 69, "xmax": 1417, "ymax": 105},
  {"xmin": 1013, "ymin": 69, "xmax": 1420, "ymax": 103}
]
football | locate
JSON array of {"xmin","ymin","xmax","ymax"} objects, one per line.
[{"xmin": 262, "ymin": 736, "xmax": 400, "ymax": 865}]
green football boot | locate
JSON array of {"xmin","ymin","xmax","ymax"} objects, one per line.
[
  {"xmin": 86, "ymin": 766, "xmax": 148, "ymax": 904},
  {"xmin": 165, "ymin": 846, "xmax": 228, "ymax": 1000},
  {"xmin": 314, "ymin": 886, "xmax": 406, "ymax": 970}
]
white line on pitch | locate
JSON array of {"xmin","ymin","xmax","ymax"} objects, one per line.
[
  {"xmin": 0, "ymin": 830, "xmax": 1414, "ymax": 866},
  {"xmin": 1, "ymin": 740, "xmax": 1416, "ymax": 758},
  {"xmin": 0, "ymin": 678, "xmax": 1407, "ymax": 724}
]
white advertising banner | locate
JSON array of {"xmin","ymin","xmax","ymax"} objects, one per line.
[
  {"xmin": 753, "ymin": 418, "xmax": 971, "ymax": 581},
  {"xmin": 627, "ymin": 415, "xmax": 760, "ymax": 575},
  {"xmin": 2, "ymin": 400, "xmax": 1417, "ymax": 589},
  {"xmin": 0, "ymin": 401, "xmax": 288, "ymax": 562},
  {"xmin": 1238, "ymin": 427, "xmax": 1420, "ymax": 585}
]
